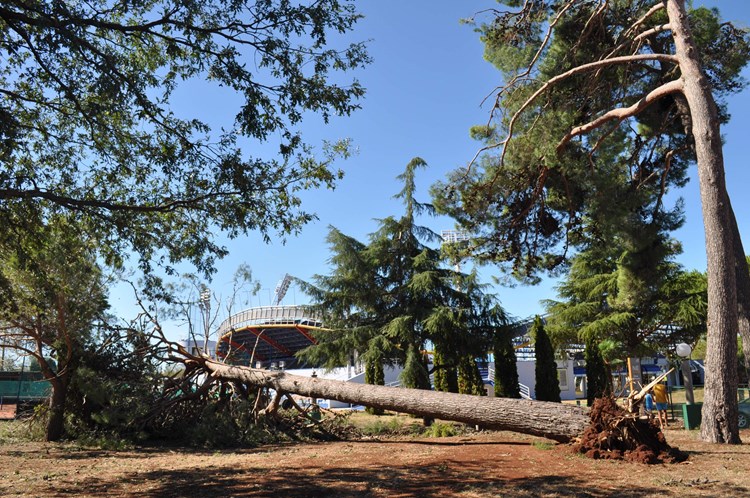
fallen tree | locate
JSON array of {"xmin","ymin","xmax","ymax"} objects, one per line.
[
  {"xmin": 200, "ymin": 358, "xmax": 688, "ymax": 466},
  {"xmin": 135, "ymin": 297, "xmax": 681, "ymax": 458},
  {"xmin": 201, "ymin": 358, "xmax": 589, "ymax": 443}
]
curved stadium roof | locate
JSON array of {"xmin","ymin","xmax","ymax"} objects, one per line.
[{"xmin": 216, "ymin": 305, "xmax": 323, "ymax": 368}]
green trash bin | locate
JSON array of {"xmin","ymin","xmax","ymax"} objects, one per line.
[{"xmin": 682, "ymin": 403, "xmax": 703, "ymax": 430}]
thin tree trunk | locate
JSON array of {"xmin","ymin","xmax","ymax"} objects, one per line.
[
  {"xmin": 667, "ymin": 0, "xmax": 740, "ymax": 444},
  {"xmin": 204, "ymin": 360, "xmax": 589, "ymax": 443}
]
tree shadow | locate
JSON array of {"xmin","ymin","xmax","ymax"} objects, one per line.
[{"xmin": 50, "ymin": 456, "xmax": 749, "ymax": 497}]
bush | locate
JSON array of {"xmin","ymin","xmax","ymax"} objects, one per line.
[{"xmin": 422, "ymin": 421, "xmax": 458, "ymax": 438}]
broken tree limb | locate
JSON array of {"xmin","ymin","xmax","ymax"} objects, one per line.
[
  {"xmin": 203, "ymin": 359, "xmax": 589, "ymax": 443},
  {"xmin": 634, "ymin": 368, "xmax": 675, "ymax": 402}
]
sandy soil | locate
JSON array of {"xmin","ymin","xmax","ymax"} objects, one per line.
[{"xmin": 0, "ymin": 426, "xmax": 748, "ymax": 497}]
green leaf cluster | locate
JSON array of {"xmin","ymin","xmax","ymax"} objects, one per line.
[
  {"xmin": 532, "ymin": 316, "xmax": 560, "ymax": 402},
  {"xmin": 434, "ymin": 1, "xmax": 749, "ymax": 284},
  {"xmin": 0, "ymin": 0, "xmax": 369, "ymax": 282},
  {"xmin": 298, "ymin": 158, "xmax": 507, "ymax": 391}
]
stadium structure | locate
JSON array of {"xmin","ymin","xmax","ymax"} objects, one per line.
[
  {"xmin": 215, "ymin": 274, "xmax": 326, "ymax": 369},
  {"xmin": 215, "ymin": 304, "xmax": 323, "ymax": 369}
]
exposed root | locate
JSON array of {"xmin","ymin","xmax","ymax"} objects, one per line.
[{"xmin": 572, "ymin": 396, "xmax": 688, "ymax": 464}]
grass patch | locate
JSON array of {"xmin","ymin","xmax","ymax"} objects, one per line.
[
  {"xmin": 422, "ymin": 421, "xmax": 459, "ymax": 438},
  {"xmin": 531, "ymin": 441, "xmax": 554, "ymax": 450}
]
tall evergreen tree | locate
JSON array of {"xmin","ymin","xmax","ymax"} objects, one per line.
[
  {"xmin": 585, "ymin": 336, "xmax": 611, "ymax": 407},
  {"xmin": 364, "ymin": 337, "xmax": 386, "ymax": 415},
  {"xmin": 432, "ymin": 0, "xmax": 750, "ymax": 442},
  {"xmin": 493, "ymin": 329, "xmax": 520, "ymax": 399},
  {"xmin": 458, "ymin": 354, "xmax": 486, "ymax": 396},
  {"xmin": 432, "ymin": 347, "xmax": 459, "ymax": 393},
  {"xmin": 299, "ymin": 158, "xmax": 506, "ymax": 393},
  {"xmin": 533, "ymin": 316, "xmax": 560, "ymax": 402},
  {"xmin": 544, "ymin": 239, "xmax": 707, "ymax": 364}
]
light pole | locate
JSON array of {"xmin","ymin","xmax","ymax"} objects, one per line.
[
  {"xmin": 200, "ymin": 286, "xmax": 211, "ymax": 355},
  {"xmin": 675, "ymin": 342, "xmax": 694, "ymax": 405}
]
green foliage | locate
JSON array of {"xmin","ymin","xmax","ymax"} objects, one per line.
[
  {"xmin": 359, "ymin": 416, "xmax": 422, "ymax": 437},
  {"xmin": 422, "ymin": 421, "xmax": 459, "ymax": 438},
  {"xmin": 494, "ymin": 329, "xmax": 520, "ymax": 398},
  {"xmin": 180, "ymin": 401, "xmax": 262, "ymax": 449},
  {"xmin": 364, "ymin": 340, "xmax": 385, "ymax": 415},
  {"xmin": 401, "ymin": 345, "xmax": 431, "ymax": 391},
  {"xmin": 64, "ymin": 326, "xmax": 163, "ymax": 443},
  {"xmin": 433, "ymin": 1, "xmax": 750, "ymax": 284},
  {"xmin": 432, "ymin": 348, "xmax": 459, "ymax": 393},
  {"xmin": 531, "ymin": 441, "xmax": 554, "ymax": 450},
  {"xmin": 457, "ymin": 354, "xmax": 486, "ymax": 396},
  {"xmin": 585, "ymin": 337, "xmax": 611, "ymax": 407},
  {"xmin": 0, "ymin": 0, "xmax": 370, "ymax": 283},
  {"xmin": 360, "ymin": 417, "xmax": 403, "ymax": 436},
  {"xmin": 0, "ymin": 214, "xmax": 111, "ymax": 440},
  {"xmin": 533, "ymin": 316, "xmax": 560, "ymax": 402},
  {"xmin": 544, "ymin": 222, "xmax": 707, "ymax": 361},
  {"xmin": 299, "ymin": 158, "xmax": 507, "ymax": 392}
]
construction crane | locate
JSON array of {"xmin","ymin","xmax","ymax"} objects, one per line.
[{"xmin": 272, "ymin": 273, "xmax": 292, "ymax": 306}]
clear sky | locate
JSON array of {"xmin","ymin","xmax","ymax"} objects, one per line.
[{"xmin": 110, "ymin": 1, "xmax": 750, "ymax": 339}]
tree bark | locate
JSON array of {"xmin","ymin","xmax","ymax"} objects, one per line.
[
  {"xmin": 46, "ymin": 375, "xmax": 69, "ymax": 442},
  {"xmin": 666, "ymin": 0, "xmax": 740, "ymax": 444},
  {"xmin": 204, "ymin": 360, "xmax": 589, "ymax": 443},
  {"xmin": 728, "ymin": 201, "xmax": 750, "ymax": 374}
]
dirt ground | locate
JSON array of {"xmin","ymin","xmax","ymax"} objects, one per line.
[{"xmin": 0, "ymin": 422, "xmax": 748, "ymax": 497}]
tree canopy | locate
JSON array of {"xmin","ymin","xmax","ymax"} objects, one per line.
[
  {"xmin": 299, "ymin": 158, "xmax": 507, "ymax": 390},
  {"xmin": 0, "ymin": 0, "xmax": 369, "ymax": 280},
  {"xmin": 0, "ymin": 215, "xmax": 110, "ymax": 440},
  {"xmin": 433, "ymin": 1, "xmax": 748, "ymax": 282},
  {"xmin": 432, "ymin": 0, "xmax": 749, "ymax": 444}
]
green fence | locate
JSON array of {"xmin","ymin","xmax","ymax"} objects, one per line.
[{"xmin": 0, "ymin": 379, "xmax": 51, "ymax": 400}]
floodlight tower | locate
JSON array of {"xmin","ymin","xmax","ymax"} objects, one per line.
[
  {"xmin": 199, "ymin": 285, "xmax": 211, "ymax": 354},
  {"xmin": 441, "ymin": 229, "xmax": 470, "ymax": 272},
  {"xmin": 272, "ymin": 273, "xmax": 292, "ymax": 306}
]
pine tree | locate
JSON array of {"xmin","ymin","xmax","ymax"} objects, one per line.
[
  {"xmin": 533, "ymin": 316, "xmax": 561, "ymax": 402},
  {"xmin": 432, "ymin": 0, "xmax": 750, "ymax": 443},
  {"xmin": 299, "ymin": 158, "xmax": 506, "ymax": 395}
]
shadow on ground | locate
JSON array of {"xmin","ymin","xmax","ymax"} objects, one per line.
[{"xmin": 51, "ymin": 457, "xmax": 750, "ymax": 497}]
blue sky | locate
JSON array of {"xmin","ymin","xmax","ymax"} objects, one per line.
[{"xmin": 111, "ymin": 1, "xmax": 750, "ymax": 339}]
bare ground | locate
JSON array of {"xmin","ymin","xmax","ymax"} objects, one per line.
[{"xmin": 0, "ymin": 424, "xmax": 748, "ymax": 497}]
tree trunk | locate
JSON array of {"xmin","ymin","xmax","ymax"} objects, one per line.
[
  {"xmin": 204, "ymin": 360, "xmax": 589, "ymax": 443},
  {"xmin": 46, "ymin": 376, "xmax": 69, "ymax": 442},
  {"xmin": 667, "ymin": 0, "xmax": 740, "ymax": 444},
  {"xmin": 728, "ymin": 201, "xmax": 750, "ymax": 374}
]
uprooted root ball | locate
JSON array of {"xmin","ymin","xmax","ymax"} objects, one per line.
[{"xmin": 572, "ymin": 397, "xmax": 688, "ymax": 464}]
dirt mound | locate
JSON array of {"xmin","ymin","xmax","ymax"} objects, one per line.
[{"xmin": 572, "ymin": 397, "xmax": 688, "ymax": 464}]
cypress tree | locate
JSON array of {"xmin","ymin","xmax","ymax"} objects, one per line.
[
  {"xmin": 364, "ymin": 343, "xmax": 385, "ymax": 415},
  {"xmin": 494, "ymin": 330, "xmax": 520, "ymax": 398},
  {"xmin": 458, "ymin": 354, "xmax": 486, "ymax": 396},
  {"xmin": 433, "ymin": 347, "xmax": 459, "ymax": 393},
  {"xmin": 585, "ymin": 336, "xmax": 611, "ymax": 407},
  {"xmin": 401, "ymin": 345, "xmax": 431, "ymax": 391},
  {"xmin": 533, "ymin": 316, "xmax": 561, "ymax": 402}
]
